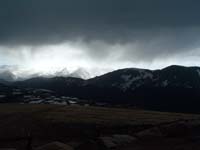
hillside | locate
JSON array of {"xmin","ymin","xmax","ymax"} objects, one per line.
[{"xmin": 4, "ymin": 65, "xmax": 200, "ymax": 113}]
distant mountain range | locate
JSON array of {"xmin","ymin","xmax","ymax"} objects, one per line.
[
  {"xmin": 0, "ymin": 67, "xmax": 91, "ymax": 82},
  {"xmin": 1, "ymin": 65, "xmax": 200, "ymax": 113}
]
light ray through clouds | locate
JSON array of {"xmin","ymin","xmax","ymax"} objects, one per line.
[{"xmin": 0, "ymin": 40, "xmax": 200, "ymax": 79}]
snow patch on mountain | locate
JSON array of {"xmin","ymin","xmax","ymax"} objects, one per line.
[
  {"xmin": 138, "ymin": 70, "xmax": 153, "ymax": 79},
  {"xmin": 162, "ymin": 80, "xmax": 169, "ymax": 87},
  {"xmin": 197, "ymin": 69, "xmax": 200, "ymax": 77},
  {"xmin": 120, "ymin": 70, "xmax": 153, "ymax": 91},
  {"xmin": 121, "ymin": 74, "xmax": 132, "ymax": 82},
  {"xmin": 121, "ymin": 75, "xmax": 142, "ymax": 91}
]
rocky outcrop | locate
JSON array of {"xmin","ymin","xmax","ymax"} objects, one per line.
[
  {"xmin": 35, "ymin": 141, "xmax": 74, "ymax": 150},
  {"xmin": 99, "ymin": 134, "xmax": 136, "ymax": 149},
  {"xmin": 135, "ymin": 127, "xmax": 163, "ymax": 140}
]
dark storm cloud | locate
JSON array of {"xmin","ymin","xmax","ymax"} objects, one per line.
[
  {"xmin": 0, "ymin": 0, "xmax": 199, "ymax": 43},
  {"xmin": 0, "ymin": 0, "xmax": 200, "ymax": 62}
]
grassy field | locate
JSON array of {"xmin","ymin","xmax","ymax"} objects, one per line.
[
  {"xmin": 0, "ymin": 104, "xmax": 199, "ymax": 149},
  {"xmin": 0, "ymin": 104, "xmax": 199, "ymax": 125}
]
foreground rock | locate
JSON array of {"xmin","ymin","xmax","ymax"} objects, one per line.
[
  {"xmin": 35, "ymin": 141, "xmax": 74, "ymax": 150},
  {"xmin": 135, "ymin": 127, "xmax": 163, "ymax": 140},
  {"xmin": 99, "ymin": 136, "xmax": 117, "ymax": 149},
  {"xmin": 99, "ymin": 134, "xmax": 136, "ymax": 149},
  {"xmin": 112, "ymin": 134, "xmax": 136, "ymax": 145}
]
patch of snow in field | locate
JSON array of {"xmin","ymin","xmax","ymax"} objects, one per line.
[
  {"xmin": 12, "ymin": 92, "xmax": 22, "ymax": 95},
  {"xmin": 68, "ymin": 100, "xmax": 77, "ymax": 104},
  {"xmin": 29, "ymin": 99, "xmax": 43, "ymax": 104},
  {"xmin": 0, "ymin": 95, "xmax": 6, "ymax": 98},
  {"xmin": 52, "ymin": 101, "xmax": 68, "ymax": 105}
]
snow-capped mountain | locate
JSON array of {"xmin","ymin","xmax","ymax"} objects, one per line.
[
  {"xmin": 54, "ymin": 68, "xmax": 91, "ymax": 79},
  {"xmin": 11, "ymin": 65, "xmax": 200, "ymax": 96},
  {"xmin": 2, "ymin": 65, "xmax": 200, "ymax": 113},
  {"xmin": 87, "ymin": 65, "xmax": 200, "ymax": 91},
  {"xmin": 87, "ymin": 68, "xmax": 155, "ymax": 91}
]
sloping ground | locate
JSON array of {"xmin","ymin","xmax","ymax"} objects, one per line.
[
  {"xmin": 0, "ymin": 104, "xmax": 198, "ymax": 125},
  {"xmin": 0, "ymin": 104, "xmax": 199, "ymax": 150},
  {"xmin": 11, "ymin": 65, "xmax": 200, "ymax": 113}
]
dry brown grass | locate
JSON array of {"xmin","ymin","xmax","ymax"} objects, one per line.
[
  {"xmin": 0, "ymin": 104, "xmax": 199, "ymax": 149},
  {"xmin": 0, "ymin": 104, "xmax": 198, "ymax": 126}
]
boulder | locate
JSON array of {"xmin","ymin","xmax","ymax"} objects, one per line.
[
  {"xmin": 99, "ymin": 137, "xmax": 117, "ymax": 149},
  {"xmin": 135, "ymin": 127, "xmax": 163, "ymax": 140},
  {"xmin": 99, "ymin": 134, "xmax": 136, "ymax": 149},
  {"xmin": 112, "ymin": 134, "xmax": 136, "ymax": 145},
  {"xmin": 35, "ymin": 141, "xmax": 74, "ymax": 150}
]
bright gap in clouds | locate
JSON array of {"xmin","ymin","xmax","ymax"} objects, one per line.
[
  {"xmin": 0, "ymin": 41, "xmax": 119, "ymax": 79},
  {"xmin": 28, "ymin": 44, "xmax": 90, "ymax": 74},
  {"xmin": 1, "ymin": 40, "xmax": 200, "ymax": 80}
]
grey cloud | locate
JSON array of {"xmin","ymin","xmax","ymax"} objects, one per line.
[
  {"xmin": 0, "ymin": 0, "xmax": 200, "ymax": 69},
  {"xmin": 0, "ymin": 0, "xmax": 200, "ymax": 44},
  {"xmin": 0, "ymin": 65, "xmax": 17, "ymax": 81}
]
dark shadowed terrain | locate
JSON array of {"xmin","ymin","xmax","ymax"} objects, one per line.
[
  {"xmin": 0, "ymin": 65, "xmax": 199, "ymax": 113},
  {"xmin": 0, "ymin": 104, "xmax": 200, "ymax": 150}
]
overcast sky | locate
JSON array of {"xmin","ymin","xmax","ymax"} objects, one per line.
[{"xmin": 0, "ymin": 0, "xmax": 200, "ymax": 78}]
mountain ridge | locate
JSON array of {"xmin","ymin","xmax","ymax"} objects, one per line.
[{"xmin": 1, "ymin": 65, "xmax": 200, "ymax": 113}]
